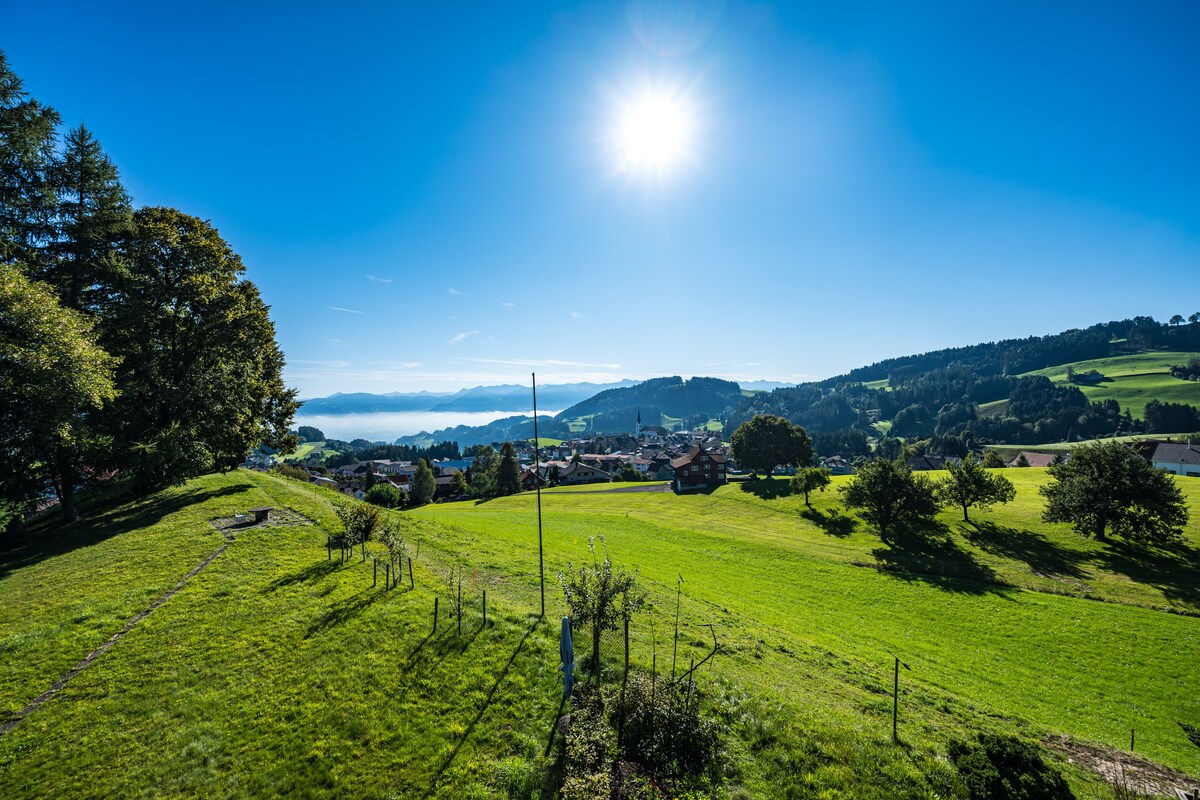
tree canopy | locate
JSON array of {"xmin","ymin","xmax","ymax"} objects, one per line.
[
  {"xmin": 103, "ymin": 207, "xmax": 298, "ymax": 487},
  {"xmin": 1040, "ymin": 441, "xmax": 1188, "ymax": 544},
  {"xmin": 0, "ymin": 51, "xmax": 298, "ymax": 519},
  {"xmin": 840, "ymin": 458, "xmax": 941, "ymax": 543},
  {"xmin": 791, "ymin": 467, "xmax": 832, "ymax": 506},
  {"xmin": 731, "ymin": 414, "xmax": 813, "ymax": 478},
  {"xmin": 494, "ymin": 441, "xmax": 521, "ymax": 497},
  {"xmin": 0, "ymin": 265, "xmax": 116, "ymax": 523},
  {"xmin": 297, "ymin": 425, "xmax": 325, "ymax": 443},
  {"xmin": 936, "ymin": 454, "xmax": 1017, "ymax": 522},
  {"xmin": 411, "ymin": 459, "xmax": 436, "ymax": 506}
]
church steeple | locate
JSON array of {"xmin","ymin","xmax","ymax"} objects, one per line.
[{"xmin": 636, "ymin": 408, "xmax": 642, "ymax": 437}]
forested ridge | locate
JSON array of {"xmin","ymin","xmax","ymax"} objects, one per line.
[{"xmin": 726, "ymin": 318, "xmax": 1200, "ymax": 453}]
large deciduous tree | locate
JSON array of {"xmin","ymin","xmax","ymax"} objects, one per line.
[
  {"xmin": 1040, "ymin": 441, "xmax": 1187, "ymax": 544},
  {"xmin": 936, "ymin": 454, "xmax": 1017, "ymax": 522},
  {"xmin": 839, "ymin": 458, "xmax": 941, "ymax": 543},
  {"xmin": 0, "ymin": 266, "xmax": 116, "ymax": 525},
  {"xmin": 104, "ymin": 207, "xmax": 297, "ymax": 487},
  {"xmin": 731, "ymin": 413, "xmax": 813, "ymax": 478}
]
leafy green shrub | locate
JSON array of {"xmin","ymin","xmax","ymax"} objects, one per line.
[
  {"xmin": 334, "ymin": 500, "xmax": 378, "ymax": 547},
  {"xmin": 273, "ymin": 463, "xmax": 309, "ymax": 481},
  {"xmin": 364, "ymin": 483, "xmax": 403, "ymax": 508},
  {"xmin": 561, "ymin": 687, "xmax": 614, "ymax": 800},
  {"xmin": 948, "ymin": 733, "xmax": 1074, "ymax": 800},
  {"xmin": 616, "ymin": 672, "xmax": 722, "ymax": 782}
]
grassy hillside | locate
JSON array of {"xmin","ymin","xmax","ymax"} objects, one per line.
[
  {"xmin": 1021, "ymin": 351, "xmax": 1200, "ymax": 418},
  {"xmin": 282, "ymin": 441, "xmax": 341, "ymax": 462},
  {"xmin": 2, "ymin": 470, "xmax": 1199, "ymax": 797},
  {"xmin": 411, "ymin": 473, "xmax": 1200, "ymax": 779}
]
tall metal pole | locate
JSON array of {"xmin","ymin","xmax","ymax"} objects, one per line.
[
  {"xmin": 893, "ymin": 656, "xmax": 899, "ymax": 743},
  {"xmin": 672, "ymin": 574, "xmax": 683, "ymax": 680},
  {"xmin": 889, "ymin": 652, "xmax": 909, "ymax": 743},
  {"xmin": 533, "ymin": 372, "xmax": 545, "ymax": 618}
]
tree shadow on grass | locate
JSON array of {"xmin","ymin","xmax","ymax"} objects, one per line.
[
  {"xmin": 800, "ymin": 507, "xmax": 857, "ymax": 537},
  {"xmin": 738, "ymin": 479, "xmax": 793, "ymax": 500},
  {"xmin": 963, "ymin": 521, "xmax": 1088, "ymax": 581},
  {"xmin": 305, "ymin": 589, "xmax": 384, "ymax": 637},
  {"xmin": 406, "ymin": 618, "xmax": 486, "ymax": 675},
  {"xmin": 262, "ymin": 560, "xmax": 340, "ymax": 593},
  {"xmin": 869, "ymin": 520, "xmax": 1008, "ymax": 595},
  {"xmin": 1093, "ymin": 538, "xmax": 1200, "ymax": 609},
  {"xmin": 0, "ymin": 483, "xmax": 246, "ymax": 581},
  {"xmin": 424, "ymin": 619, "xmax": 542, "ymax": 798}
]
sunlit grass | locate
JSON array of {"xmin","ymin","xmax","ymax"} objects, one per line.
[{"xmin": 2, "ymin": 469, "xmax": 1197, "ymax": 796}]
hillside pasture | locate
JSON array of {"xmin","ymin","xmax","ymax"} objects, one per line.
[
  {"xmin": 413, "ymin": 470, "xmax": 1200, "ymax": 779},
  {"xmin": 2, "ymin": 470, "xmax": 1198, "ymax": 797},
  {"xmin": 281, "ymin": 441, "xmax": 340, "ymax": 462},
  {"xmin": 1022, "ymin": 351, "xmax": 1200, "ymax": 418}
]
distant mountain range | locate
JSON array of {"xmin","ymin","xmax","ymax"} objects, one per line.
[
  {"xmin": 300, "ymin": 316, "xmax": 1200, "ymax": 451},
  {"xmin": 298, "ymin": 380, "xmax": 639, "ymax": 415},
  {"xmin": 381, "ymin": 376, "xmax": 763, "ymax": 448},
  {"xmin": 299, "ymin": 379, "xmax": 796, "ymax": 417}
]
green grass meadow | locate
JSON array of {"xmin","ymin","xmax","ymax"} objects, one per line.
[
  {"xmin": 1021, "ymin": 351, "xmax": 1200, "ymax": 418},
  {"xmin": 282, "ymin": 441, "xmax": 341, "ymax": 462},
  {"xmin": 2, "ymin": 469, "xmax": 1199, "ymax": 797}
]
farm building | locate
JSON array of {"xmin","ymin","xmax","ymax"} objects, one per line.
[
  {"xmin": 671, "ymin": 445, "xmax": 727, "ymax": 492},
  {"xmin": 1150, "ymin": 441, "xmax": 1200, "ymax": 477}
]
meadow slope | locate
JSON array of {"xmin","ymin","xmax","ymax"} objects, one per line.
[{"xmin": 0, "ymin": 469, "xmax": 1197, "ymax": 798}]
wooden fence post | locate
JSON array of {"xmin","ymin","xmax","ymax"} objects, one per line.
[
  {"xmin": 483, "ymin": 590, "xmax": 487, "ymax": 627},
  {"xmin": 433, "ymin": 597, "xmax": 439, "ymax": 633},
  {"xmin": 373, "ymin": 559, "xmax": 377, "ymax": 587},
  {"xmin": 408, "ymin": 557, "xmax": 414, "ymax": 589}
]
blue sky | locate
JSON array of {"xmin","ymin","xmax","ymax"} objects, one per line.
[{"xmin": 7, "ymin": 1, "xmax": 1200, "ymax": 398}]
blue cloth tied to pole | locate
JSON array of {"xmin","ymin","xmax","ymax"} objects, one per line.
[{"xmin": 559, "ymin": 617, "xmax": 574, "ymax": 697}]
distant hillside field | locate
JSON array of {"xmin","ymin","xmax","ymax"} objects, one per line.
[
  {"xmin": 1022, "ymin": 351, "xmax": 1200, "ymax": 418},
  {"xmin": 2, "ymin": 470, "xmax": 1198, "ymax": 796}
]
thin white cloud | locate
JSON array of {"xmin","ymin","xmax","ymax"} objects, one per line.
[
  {"xmin": 328, "ymin": 306, "xmax": 364, "ymax": 314},
  {"xmin": 326, "ymin": 338, "xmax": 343, "ymax": 344},
  {"xmin": 569, "ymin": 311, "xmax": 582, "ymax": 318},
  {"xmin": 448, "ymin": 330, "xmax": 480, "ymax": 345},
  {"xmin": 455, "ymin": 357, "xmax": 623, "ymax": 370},
  {"xmin": 501, "ymin": 302, "xmax": 516, "ymax": 308},
  {"xmin": 290, "ymin": 359, "xmax": 352, "ymax": 368},
  {"xmin": 448, "ymin": 287, "xmax": 462, "ymax": 296},
  {"xmin": 402, "ymin": 362, "xmax": 422, "ymax": 369},
  {"xmin": 366, "ymin": 274, "xmax": 393, "ymax": 284}
]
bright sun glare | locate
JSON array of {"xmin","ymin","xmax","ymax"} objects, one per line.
[{"xmin": 614, "ymin": 88, "xmax": 696, "ymax": 176}]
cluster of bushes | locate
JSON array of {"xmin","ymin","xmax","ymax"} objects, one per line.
[
  {"xmin": 1170, "ymin": 356, "xmax": 1200, "ymax": 381},
  {"xmin": 558, "ymin": 678, "xmax": 722, "ymax": 800},
  {"xmin": 948, "ymin": 733, "xmax": 1074, "ymax": 800}
]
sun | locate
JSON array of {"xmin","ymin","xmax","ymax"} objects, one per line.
[{"xmin": 613, "ymin": 87, "xmax": 696, "ymax": 176}]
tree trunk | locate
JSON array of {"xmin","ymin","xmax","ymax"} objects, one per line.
[
  {"xmin": 53, "ymin": 449, "xmax": 79, "ymax": 524},
  {"xmin": 59, "ymin": 480, "xmax": 78, "ymax": 524},
  {"xmin": 962, "ymin": 504, "xmax": 970, "ymax": 523},
  {"xmin": 4, "ymin": 514, "xmax": 26, "ymax": 542}
]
